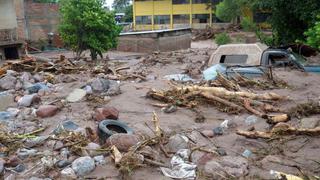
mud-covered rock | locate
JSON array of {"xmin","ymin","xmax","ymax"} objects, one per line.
[
  {"xmin": 93, "ymin": 107, "xmax": 119, "ymax": 121},
  {"xmin": 36, "ymin": 105, "xmax": 59, "ymax": 118},
  {"xmin": 203, "ymin": 156, "xmax": 248, "ymax": 178},
  {"xmin": 18, "ymin": 94, "xmax": 40, "ymax": 107},
  {"xmin": 71, "ymin": 156, "xmax": 95, "ymax": 176},
  {"xmin": 91, "ymin": 78, "xmax": 110, "ymax": 93},
  {"xmin": 105, "ymin": 134, "xmax": 139, "ymax": 152},
  {"xmin": 166, "ymin": 134, "xmax": 189, "ymax": 152},
  {"xmin": 0, "ymin": 75, "xmax": 17, "ymax": 90},
  {"xmin": 61, "ymin": 167, "xmax": 77, "ymax": 179}
]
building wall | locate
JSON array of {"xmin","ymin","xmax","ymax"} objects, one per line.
[
  {"xmin": 0, "ymin": 0, "xmax": 18, "ymax": 29},
  {"xmin": 24, "ymin": 0, "xmax": 60, "ymax": 41},
  {"xmin": 133, "ymin": 0, "xmax": 216, "ymax": 31}
]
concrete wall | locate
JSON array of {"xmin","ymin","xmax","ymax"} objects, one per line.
[
  {"xmin": 0, "ymin": 0, "xmax": 18, "ymax": 29},
  {"xmin": 25, "ymin": 0, "xmax": 60, "ymax": 41},
  {"xmin": 117, "ymin": 28, "xmax": 191, "ymax": 53}
]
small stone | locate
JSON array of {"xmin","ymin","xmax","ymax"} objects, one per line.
[
  {"xmin": 213, "ymin": 127, "xmax": 223, "ymax": 136},
  {"xmin": 18, "ymin": 94, "xmax": 41, "ymax": 107},
  {"xmin": 0, "ymin": 158, "xmax": 5, "ymax": 173},
  {"xmin": 21, "ymin": 72, "xmax": 32, "ymax": 82},
  {"xmin": 36, "ymin": 105, "xmax": 59, "ymax": 118},
  {"xmin": 162, "ymin": 105, "xmax": 177, "ymax": 113},
  {"xmin": 56, "ymin": 160, "xmax": 71, "ymax": 168},
  {"xmin": 166, "ymin": 134, "xmax": 189, "ymax": 152},
  {"xmin": 94, "ymin": 107, "xmax": 119, "ymax": 121},
  {"xmin": 201, "ymin": 130, "xmax": 214, "ymax": 138},
  {"xmin": 4, "ymin": 174, "xmax": 16, "ymax": 180},
  {"xmin": 191, "ymin": 151, "xmax": 214, "ymax": 165},
  {"xmin": 85, "ymin": 143, "xmax": 101, "ymax": 156},
  {"xmin": 91, "ymin": 78, "xmax": 110, "ymax": 93},
  {"xmin": 71, "ymin": 156, "xmax": 95, "ymax": 176},
  {"xmin": 60, "ymin": 148, "xmax": 70, "ymax": 159},
  {"xmin": 27, "ymin": 83, "xmax": 48, "ymax": 94},
  {"xmin": 5, "ymin": 156, "xmax": 21, "ymax": 167},
  {"xmin": 54, "ymin": 141, "xmax": 64, "ymax": 150},
  {"xmin": 14, "ymin": 164, "xmax": 25, "ymax": 172},
  {"xmin": 15, "ymin": 80, "xmax": 23, "ymax": 90},
  {"xmin": 61, "ymin": 167, "xmax": 77, "ymax": 179},
  {"xmin": 6, "ymin": 70, "xmax": 18, "ymax": 76},
  {"xmin": 106, "ymin": 80, "xmax": 121, "ymax": 96},
  {"xmin": 54, "ymin": 120, "xmax": 79, "ymax": 134},
  {"xmin": 0, "ymin": 111, "xmax": 13, "ymax": 122},
  {"xmin": 0, "ymin": 75, "xmax": 17, "ymax": 90},
  {"xmin": 33, "ymin": 74, "xmax": 44, "ymax": 82},
  {"xmin": 245, "ymin": 115, "xmax": 258, "ymax": 126},
  {"xmin": 216, "ymin": 148, "xmax": 227, "ymax": 156},
  {"xmin": 66, "ymin": 89, "xmax": 86, "ymax": 103},
  {"xmin": 25, "ymin": 136, "xmax": 49, "ymax": 148},
  {"xmin": 105, "ymin": 134, "xmax": 139, "ymax": 152},
  {"xmin": 17, "ymin": 148, "xmax": 38, "ymax": 159},
  {"xmin": 84, "ymin": 85, "xmax": 93, "ymax": 94},
  {"xmin": 204, "ymin": 156, "xmax": 248, "ymax": 178},
  {"xmin": 242, "ymin": 149, "xmax": 252, "ymax": 158},
  {"xmin": 300, "ymin": 117, "xmax": 320, "ymax": 129},
  {"xmin": 0, "ymin": 92, "xmax": 14, "ymax": 111},
  {"xmin": 93, "ymin": 155, "xmax": 106, "ymax": 165}
]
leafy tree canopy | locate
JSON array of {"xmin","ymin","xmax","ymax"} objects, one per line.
[{"xmin": 59, "ymin": 0, "xmax": 121, "ymax": 60}]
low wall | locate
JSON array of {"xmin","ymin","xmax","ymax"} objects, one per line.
[{"xmin": 117, "ymin": 28, "xmax": 191, "ymax": 53}]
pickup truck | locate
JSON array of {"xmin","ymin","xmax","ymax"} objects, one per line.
[{"xmin": 204, "ymin": 43, "xmax": 320, "ymax": 80}]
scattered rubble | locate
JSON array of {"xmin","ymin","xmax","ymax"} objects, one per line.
[{"xmin": 0, "ymin": 44, "xmax": 318, "ymax": 179}]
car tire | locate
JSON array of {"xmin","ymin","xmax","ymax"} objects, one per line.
[{"xmin": 98, "ymin": 119, "xmax": 133, "ymax": 144}]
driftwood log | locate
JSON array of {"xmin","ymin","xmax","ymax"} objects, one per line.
[{"xmin": 237, "ymin": 123, "xmax": 320, "ymax": 139}]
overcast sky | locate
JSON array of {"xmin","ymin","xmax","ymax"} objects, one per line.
[{"xmin": 105, "ymin": 0, "xmax": 114, "ymax": 9}]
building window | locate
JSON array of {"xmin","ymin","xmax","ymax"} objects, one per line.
[
  {"xmin": 154, "ymin": 15, "xmax": 170, "ymax": 24},
  {"xmin": 193, "ymin": 14, "xmax": 210, "ymax": 23},
  {"xmin": 173, "ymin": 14, "xmax": 190, "ymax": 24},
  {"xmin": 253, "ymin": 12, "xmax": 271, "ymax": 23},
  {"xmin": 136, "ymin": 16, "xmax": 152, "ymax": 25},
  {"xmin": 172, "ymin": 0, "xmax": 190, "ymax": 5},
  {"xmin": 192, "ymin": 0, "xmax": 208, "ymax": 4}
]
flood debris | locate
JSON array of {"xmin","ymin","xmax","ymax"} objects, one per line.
[
  {"xmin": 237, "ymin": 122, "xmax": 320, "ymax": 139},
  {"xmin": 0, "ymin": 43, "xmax": 319, "ymax": 179}
]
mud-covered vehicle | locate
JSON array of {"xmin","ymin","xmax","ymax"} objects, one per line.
[{"xmin": 204, "ymin": 44, "xmax": 320, "ymax": 80}]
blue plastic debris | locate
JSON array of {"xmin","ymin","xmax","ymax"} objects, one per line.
[
  {"xmin": 27, "ymin": 83, "xmax": 49, "ymax": 94},
  {"xmin": 203, "ymin": 64, "xmax": 227, "ymax": 80}
]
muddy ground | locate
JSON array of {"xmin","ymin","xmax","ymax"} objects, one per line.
[{"xmin": 1, "ymin": 41, "xmax": 320, "ymax": 180}]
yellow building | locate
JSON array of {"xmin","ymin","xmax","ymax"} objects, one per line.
[{"xmin": 133, "ymin": 0, "xmax": 225, "ymax": 31}]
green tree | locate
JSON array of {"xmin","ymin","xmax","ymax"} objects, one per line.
[
  {"xmin": 305, "ymin": 16, "xmax": 320, "ymax": 49},
  {"xmin": 59, "ymin": 0, "xmax": 121, "ymax": 60},
  {"xmin": 112, "ymin": 0, "xmax": 130, "ymax": 12},
  {"xmin": 255, "ymin": 0, "xmax": 320, "ymax": 45},
  {"xmin": 215, "ymin": 0, "xmax": 240, "ymax": 22},
  {"xmin": 123, "ymin": 5, "xmax": 133, "ymax": 22}
]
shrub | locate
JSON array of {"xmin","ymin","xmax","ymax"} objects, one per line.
[
  {"xmin": 241, "ymin": 17, "xmax": 257, "ymax": 32},
  {"xmin": 304, "ymin": 16, "xmax": 320, "ymax": 49},
  {"xmin": 215, "ymin": 32, "xmax": 232, "ymax": 46}
]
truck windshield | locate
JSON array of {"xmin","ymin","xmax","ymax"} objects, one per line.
[{"xmin": 290, "ymin": 53, "xmax": 307, "ymax": 66}]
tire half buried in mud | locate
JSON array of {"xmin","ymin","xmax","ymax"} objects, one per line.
[{"xmin": 98, "ymin": 119, "xmax": 133, "ymax": 144}]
